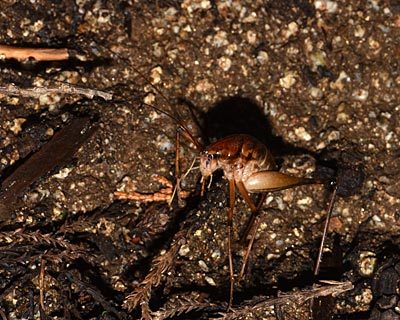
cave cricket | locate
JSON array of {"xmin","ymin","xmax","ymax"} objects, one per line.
[{"xmin": 113, "ymin": 63, "xmax": 338, "ymax": 310}]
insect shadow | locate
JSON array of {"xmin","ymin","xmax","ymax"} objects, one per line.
[{"xmin": 201, "ymin": 96, "xmax": 313, "ymax": 160}]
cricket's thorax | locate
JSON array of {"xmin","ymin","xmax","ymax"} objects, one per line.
[{"xmin": 199, "ymin": 134, "xmax": 276, "ymax": 182}]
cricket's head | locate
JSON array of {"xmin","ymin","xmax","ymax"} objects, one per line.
[
  {"xmin": 199, "ymin": 151, "xmax": 219, "ymax": 178},
  {"xmin": 199, "ymin": 151, "xmax": 219, "ymax": 196}
]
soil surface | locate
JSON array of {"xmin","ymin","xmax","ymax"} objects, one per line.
[{"xmin": 0, "ymin": 1, "xmax": 399, "ymax": 319}]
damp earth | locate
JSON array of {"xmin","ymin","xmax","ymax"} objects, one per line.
[{"xmin": 0, "ymin": 1, "xmax": 400, "ymax": 319}]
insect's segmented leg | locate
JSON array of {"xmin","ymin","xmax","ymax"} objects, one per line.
[
  {"xmin": 235, "ymin": 181, "xmax": 258, "ymax": 212},
  {"xmin": 235, "ymin": 181, "xmax": 266, "ymax": 280},
  {"xmin": 168, "ymin": 129, "xmax": 182, "ymax": 206},
  {"xmin": 239, "ymin": 193, "xmax": 267, "ymax": 243},
  {"xmin": 227, "ymin": 178, "xmax": 236, "ymax": 309},
  {"xmin": 170, "ymin": 126, "xmax": 205, "ymax": 204},
  {"xmin": 170, "ymin": 128, "xmax": 196, "ymax": 205},
  {"xmin": 237, "ymin": 173, "xmax": 321, "ymax": 280},
  {"xmin": 314, "ymin": 183, "xmax": 338, "ymax": 276},
  {"xmin": 239, "ymin": 217, "xmax": 262, "ymax": 280},
  {"xmin": 175, "ymin": 129, "xmax": 181, "ymax": 181}
]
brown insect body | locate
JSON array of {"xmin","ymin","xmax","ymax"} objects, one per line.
[
  {"xmin": 195, "ymin": 133, "xmax": 318, "ymax": 307},
  {"xmin": 200, "ymin": 134, "xmax": 276, "ymax": 180},
  {"xmin": 200, "ymin": 133, "xmax": 313, "ymax": 195}
]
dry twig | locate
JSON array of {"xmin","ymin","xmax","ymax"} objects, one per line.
[
  {"xmin": 39, "ymin": 259, "xmax": 46, "ymax": 317},
  {"xmin": 0, "ymin": 230, "xmax": 87, "ymax": 258},
  {"xmin": 152, "ymin": 297, "xmax": 223, "ymax": 320},
  {"xmin": 221, "ymin": 281, "xmax": 353, "ymax": 319},
  {"xmin": 123, "ymin": 234, "xmax": 186, "ymax": 319},
  {"xmin": 0, "ymin": 309, "xmax": 7, "ymax": 320},
  {"xmin": 66, "ymin": 271, "xmax": 127, "ymax": 320},
  {"xmin": 0, "ymin": 44, "xmax": 69, "ymax": 61},
  {"xmin": 149, "ymin": 281, "xmax": 352, "ymax": 319},
  {"xmin": 115, "ymin": 176, "xmax": 174, "ymax": 203},
  {"xmin": 115, "ymin": 175, "xmax": 190, "ymax": 203},
  {"xmin": 0, "ymin": 83, "xmax": 113, "ymax": 100}
]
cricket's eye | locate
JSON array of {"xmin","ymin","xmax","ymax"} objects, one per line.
[{"xmin": 205, "ymin": 154, "xmax": 213, "ymax": 167}]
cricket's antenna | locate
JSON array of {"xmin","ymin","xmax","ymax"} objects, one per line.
[
  {"xmin": 106, "ymin": 47, "xmax": 204, "ymax": 152},
  {"xmin": 142, "ymin": 102, "xmax": 203, "ymax": 151},
  {"xmin": 314, "ymin": 181, "xmax": 338, "ymax": 276}
]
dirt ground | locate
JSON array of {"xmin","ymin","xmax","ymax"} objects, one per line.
[{"xmin": 0, "ymin": 0, "xmax": 400, "ymax": 319}]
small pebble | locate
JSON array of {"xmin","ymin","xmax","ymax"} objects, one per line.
[
  {"xmin": 217, "ymin": 56, "xmax": 232, "ymax": 71},
  {"xmin": 205, "ymin": 276, "xmax": 216, "ymax": 286},
  {"xmin": 294, "ymin": 127, "xmax": 312, "ymax": 141},
  {"xmin": 358, "ymin": 251, "xmax": 377, "ymax": 276},
  {"xmin": 256, "ymin": 51, "xmax": 269, "ymax": 64},
  {"xmin": 246, "ymin": 30, "xmax": 257, "ymax": 44},
  {"xmin": 198, "ymin": 260, "xmax": 209, "ymax": 272},
  {"xmin": 279, "ymin": 72, "xmax": 297, "ymax": 89},
  {"xmin": 314, "ymin": 0, "xmax": 338, "ymax": 13},
  {"xmin": 179, "ymin": 244, "xmax": 190, "ymax": 256}
]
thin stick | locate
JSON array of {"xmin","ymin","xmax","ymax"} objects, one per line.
[
  {"xmin": 0, "ymin": 45, "xmax": 69, "ymax": 61},
  {"xmin": 0, "ymin": 83, "xmax": 113, "ymax": 100},
  {"xmin": 123, "ymin": 235, "xmax": 186, "ymax": 314},
  {"xmin": 314, "ymin": 184, "xmax": 338, "ymax": 276},
  {"xmin": 39, "ymin": 258, "xmax": 46, "ymax": 314},
  {"xmin": 222, "ymin": 281, "xmax": 353, "ymax": 320},
  {"xmin": 0, "ymin": 308, "xmax": 8, "ymax": 320}
]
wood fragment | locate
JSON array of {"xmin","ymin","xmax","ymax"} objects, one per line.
[
  {"xmin": 0, "ymin": 45, "xmax": 69, "ymax": 61},
  {"xmin": 0, "ymin": 117, "xmax": 98, "ymax": 221},
  {"xmin": 0, "ymin": 83, "xmax": 113, "ymax": 100}
]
